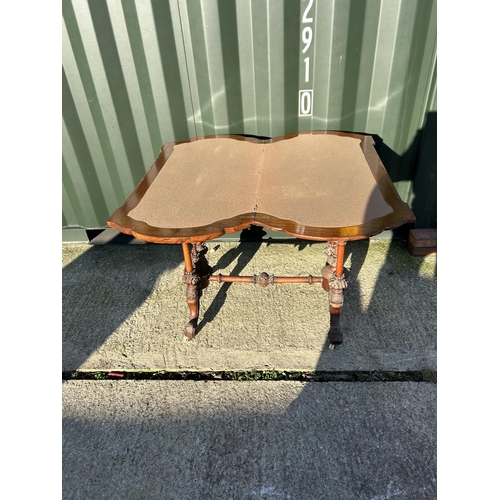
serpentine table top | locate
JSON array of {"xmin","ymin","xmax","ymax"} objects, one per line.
[{"xmin": 108, "ymin": 131, "xmax": 415, "ymax": 243}]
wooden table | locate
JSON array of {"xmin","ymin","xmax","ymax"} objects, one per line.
[{"xmin": 108, "ymin": 131, "xmax": 415, "ymax": 348}]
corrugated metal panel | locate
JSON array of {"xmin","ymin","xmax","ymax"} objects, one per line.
[{"xmin": 63, "ymin": 0, "xmax": 437, "ymax": 230}]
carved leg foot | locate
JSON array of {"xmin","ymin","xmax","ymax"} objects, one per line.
[
  {"xmin": 184, "ymin": 282, "xmax": 199, "ymax": 338},
  {"xmin": 182, "ymin": 242, "xmax": 212, "ymax": 339},
  {"xmin": 322, "ymin": 241, "xmax": 348, "ymax": 349},
  {"xmin": 327, "ymin": 285, "xmax": 346, "ymax": 347}
]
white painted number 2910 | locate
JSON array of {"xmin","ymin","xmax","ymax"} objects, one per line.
[{"xmin": 299, "ymin": 0, "xmax": 314, "ymax": 116}]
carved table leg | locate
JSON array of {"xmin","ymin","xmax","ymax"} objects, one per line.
[
  {"xmin": 321, "ymin": 240, "xmax": 348, "ymax": 349},
  {"xmin": 182, "ymin": 242, "xmax": 212, "ymax": 338}
]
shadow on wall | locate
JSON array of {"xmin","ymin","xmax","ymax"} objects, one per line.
[{"xmin": 373, "ymin": 111, "xmax": 437, "ymax": 231}]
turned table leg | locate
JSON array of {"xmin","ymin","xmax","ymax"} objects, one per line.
[
  {"xmin": 321, "ymin": 240, "xmax": 348, "ymax": 349},
  {"xmin": 182, "ymin": 242, "xmax": 211, "ymax": 338}
]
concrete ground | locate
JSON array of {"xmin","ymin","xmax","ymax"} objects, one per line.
[{"xmin": 62, "ymin": 232, "xmax": 437, "ymax": 499}]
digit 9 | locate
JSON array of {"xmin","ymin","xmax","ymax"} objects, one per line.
[{"xmin": 302, "ymin": 26, "xmax": 312, "ymax": 54}]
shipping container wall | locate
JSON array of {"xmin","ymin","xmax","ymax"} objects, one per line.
[{"xmin": 62, "ymin": 0, "xmax": 437, "ymax": 231}]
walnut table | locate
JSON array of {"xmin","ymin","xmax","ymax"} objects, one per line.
[{"xmin": 108, "ymin": 131, "xmax": 415, "ymax": 348}]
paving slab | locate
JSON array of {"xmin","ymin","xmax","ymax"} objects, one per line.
[
  {"xmin": 62, "ymin": 239, "xmax": 436, "ymax": 372},
  {"xmin": 62, "ymin": 380, "xmax": 437, "ymax": 500}
]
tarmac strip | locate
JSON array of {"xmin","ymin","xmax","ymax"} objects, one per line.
[{"xmin": 63, "ymin": 380, "xmax": 437, "ymax": 500}]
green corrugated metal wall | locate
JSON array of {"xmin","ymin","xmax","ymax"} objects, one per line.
[{"xmin": 62, "ymin": 0, "xmax": 437, "ymax": 233}]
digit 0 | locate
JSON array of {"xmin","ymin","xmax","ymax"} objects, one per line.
[{"xmin": 299, "ymin": 90, "xmax": 313, "ymax": 116}]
